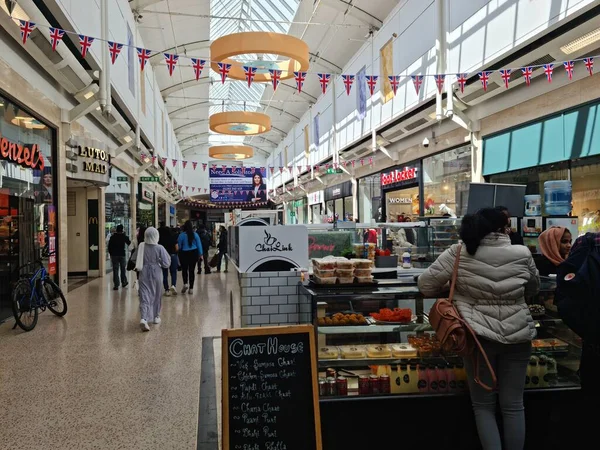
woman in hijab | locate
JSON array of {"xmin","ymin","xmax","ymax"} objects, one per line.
[
  {"xmin": 135, "ymin": 227, "xmax": 171, "ymax": 332},
  {"xmin": 538, "ymin": 227, "xmax": 573, "ymax": 276}
]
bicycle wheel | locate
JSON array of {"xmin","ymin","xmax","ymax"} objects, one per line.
[
  {"xmin": 12, "ymin": 279, "xmax": 38, "ymax": 332},
  {"xmin": 43, "ymin": 279, "xmax": 67, "ymax": 317}
]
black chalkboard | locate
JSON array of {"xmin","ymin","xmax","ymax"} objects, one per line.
[{"xmin": 222, "ymin": 325, "xmax": 322, "ymax": 450}]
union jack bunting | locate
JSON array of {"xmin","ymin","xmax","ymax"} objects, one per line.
[
  {"xmin": 294, "ymin": 71, "xmax": 306, "ymax": 93},
  {"xmin": 434, "ymin": 74, "xmax": 445, "ymax": 94},
  {"xmin": 137, "ymin": 48, "xmax": 151, "ymax": 71},
  {"xmin": 521, "ymin": 67, "xmax": 533, "ymax": 86},
  {"xmin": 297, "ymin": 165, "xmax": 303, "ymax": 173},
  {"xmin": 342, "ymin": 74, "xmax": 355, "ymax": 95},
  {"xmin": 388, "ymin": 75, "xmax": 400, "ymax": 96},
  {"xmin": 456, "ymin": 73, "xmax": 468, "ymax": 93},
  {"xmin": 49, "ymin": 27, "xmax": 65, "ymax": 52},
  {"xmin": 164, "ymin": 53, "xmax": 179, "ymax": 76},
  {"xmin": 366, "ymin": 75, "xmax": 378, "ymax": 96},
  {"xmin": 161, "ymin": 157, "xmax": 168, "ymax": 166},
  {"xmin": 243, "ymin": 66, "xmax": 257, "ymax": 87},
  {"xmin": 151, "ymin": 156, "xmax": 157, "ymax": 164},
  {"xmin": 222, "ymin": 165, "xmax": 227, "ymax": 172},
  {"xmin": 317, "ymin": 73, "xmax": 331, "ymax": 94},
  {"xmin": 19, "ymin": 20, "xmax": 36, "ymax": 45},
  {"xmin": 78, "ymin": 35, "xmax": 94, "ymax": 58},
  {"xmin": 499, "ymin": 69, "xmax": 511, "ymax": 88},
  {"xmin": 351, "ymin": 160, "xmax": 356, "ymax": 168},
  {"xmin": 192, "ymin": 161, "xmax": 198, "ymax": 170},
  {"xmin": 563, "ymin": 61, "xmax": 575, "ymax": 80},
  {"xmin": 543, "ymin": 64, "xmax": 554, "ymax": 83},
  {"xmin": 584, "ymin": 57, "xmax": 594, "ymax": 76},
  {"xmin": 270, "ymin": 167, "xmax": 275, "ymax": 175},
  {"xmin": 217, "ymin": 62, "xmax": 231, "ymax": 84},
  {"xmin": 191, "ymin": 58, "xmax": 205, "ymax": 81},
  {"xmin": 182, "ymin": 160, "xmax": 188, "ymax": 169},
  {"xmin": 107, "ymin": 41, "xmax": 123, "ymax": 65},
  {"xmin": 479, "ymin": 71, "xmax": 491, "ymax": 91},
  {"xmin": 172, "ymin": 159, "xmax": 178, "ymax": 167},
  {"xmin": 411, "ymin": 75, "xmax": 423, "ymax": 95},
  {"xmin": 212, "ymin": 164, "xmax": 217, "ymax": 170},
  {"xmin": 202, "ymin": 163, "xmax": 207, "ymax": 171},
  {"xmin": 269, "ymin": 69, "xmax": 282, "ymax": 91}
]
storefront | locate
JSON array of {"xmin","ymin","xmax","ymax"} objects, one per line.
[
  {"xmin": 0, "ymin": 91, "xmax": 58, "ymax": 321},
  {"xmin": 105, "ymin": 168, "xmax": 131, "ymax": 273},
  {"xmin": 308, "ymin": 190, "xmax": 324, "ymax": 224},
  {"xmin": 358, "ymin": 173, "xmax": 382, "ymax": 223},
  {"xmin": 324, "ymin": 181, "xmax": 353, "ymax": 222},
  {"xmin": 288, "ymin": 198, "xmax": 307, "ymax": 224},
  {"xmin": 137, "ymin": 183, "xmax": 155, "ymax": 228},
  {"xmin": 483, "ymin": 99, "xmax": 600, "ymax": 235},
  {"xmin": 380, "ymin": 162, "xmax": 421, "ymax": 222}
]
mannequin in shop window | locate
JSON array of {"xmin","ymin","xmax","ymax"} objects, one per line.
[{"xmin": 439, "ymin": 203, "xmax": 456, "ymax": 218}]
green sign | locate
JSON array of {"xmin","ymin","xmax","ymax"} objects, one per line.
[
  {"xmin": 290, "ymin": 211, "xmax": 296, "ymax": 217},
  {"xmin": 326, "ymin": 168, "xmax": 343, "ymax": 175},
  {"xmin": 140, "ymin": 176, "xmax": 160, "ymax": 182},
  {"xmin": 116, "ymin": 176, "xmax": 128, "ymax": 182}
]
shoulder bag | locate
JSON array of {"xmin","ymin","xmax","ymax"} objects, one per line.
[{"xmin": 427, "ymin": 244, "xmax": 497, "ymax": 391}]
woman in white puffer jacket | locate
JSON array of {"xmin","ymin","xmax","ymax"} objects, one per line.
[{"xmin": 419, "ymin": 207, "xmax": 539, "ymax": 450}]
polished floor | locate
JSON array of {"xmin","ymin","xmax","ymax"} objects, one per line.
[{"xmin": 0, "ymin": 270, "xmax": 235, "ymax": 450}]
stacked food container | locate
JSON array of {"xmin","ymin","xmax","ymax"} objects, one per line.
[{"xmin": 312, "ymin": 257, "xmax": 374, "ymax": 284}]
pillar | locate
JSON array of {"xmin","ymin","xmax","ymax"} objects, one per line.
[{"xmin": 130, "ymin": 175, "xmax": 138, "ymax": 235}]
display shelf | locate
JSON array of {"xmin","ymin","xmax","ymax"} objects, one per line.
[{"xmin": 319, "ymin": 321, "xmax": 432, "ymax": 334}]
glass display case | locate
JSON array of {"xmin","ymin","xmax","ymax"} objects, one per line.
[
  {"xmin": 427, "ymin": 217, "xmax": 461, "ymax": 258},
  {"xmin": 300, "ymin": 279, "xmax": 582, "ymax": 401}
]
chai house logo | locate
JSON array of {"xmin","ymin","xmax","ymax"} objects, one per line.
[{"xmin": 255, "ymin": 230, "xmax": 293, "ymax": 252}]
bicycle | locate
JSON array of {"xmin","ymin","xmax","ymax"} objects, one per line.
[{"xmin": 12, "ymin": 255, "xmax": 67, "ymax": 332}]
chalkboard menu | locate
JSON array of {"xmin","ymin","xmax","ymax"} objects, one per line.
[{"xmin": 222, "ymin": 325, "xmax": 322, "ymax": 450}]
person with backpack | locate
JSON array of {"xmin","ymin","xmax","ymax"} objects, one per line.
[
  {"xmin": 197, "ymin": 223, "xmax": 212, "ymax": 274},
  {"xmin": 177, "ymin": 221, "xmax": 203, "ymax": 294},
  {"xmin": 418, "ymin": 208, "xmax": 540, "ymax": 450},
  {"xmin": 107, "ymin": 224, "xmax": 131, "ymax": 290}
]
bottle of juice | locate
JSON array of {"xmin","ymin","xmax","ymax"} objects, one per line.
[
  {"xmin": 455, "ymin": 362, "xmax": 468, "ymax": 392},
  {"xmin": 427, "ymin": 365, "xmax": 439, "ymax": 393},
  {"xmin": 417, "ymin": 364, "xmax": 429, "ymax": 393},
  {"xmin": 546, "ymin": 357, "xmax": 558, "ymax": 387},
  {"xmin": 408, "ymin": 364, "xmax": 419, "ymax": 393},
  {"xmin": 436, "ymin": 364, "xmax": 448, "ymax": 393},
  {"xmin": 446, "ymin": 363, "xmax": 457, "ymax": 392},
  {"xmin": 529, "ymin": 360, "xmax": 539, "ymax": 388},
  {"xmin": 391, "ymin": 365, "xmax": 403, "ymax": 394},
  {"xmin": 398, "ymin": 364, "xmax": 410, "ymax": 394},
  {"xmin": 538, "ymin": 360, "xmax": 548, "ymax": 388}
]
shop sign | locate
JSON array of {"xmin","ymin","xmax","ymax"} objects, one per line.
[
  {"xmin": 325, "ymin": 181, "xmax": 352, "ymax": 201},
  {"xmin": 388, "ymin": 197, "xmax": 412, "ymax": 204},
  {"xmin": 144, "ymin": 190, "xmax": 153, "ymax": 200},
  {"xmin": 308, "ymin": 190, "xmax": 323, "ymax": 205},
  {"xmin": 169, "ymin": 205, "xmax": 175, "ymax": 215},
  {"xmin": 79, "ymin": 146, "xmax": 110, "ymax": 175},
  {"xmin": 0, "ymin": 133, "xmax": 45, "ymax": 170},
  {"xmin": 140, "ymin": 176, "xmax": 160, "ymax": 182},
  {"xmin": 237, "ymin": 226, "xmax": 308, "ymax": 272},
  {"xmin": 381, "ymin": 166, "xmax": 418, "ymax": 187}
]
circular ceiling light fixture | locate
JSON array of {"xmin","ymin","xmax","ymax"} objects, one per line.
[
  {"xmin": 210, "ymin": 31, "xmax": 309, "ymax": 82},
  {"xmin": 209, "ymin": 111, "xmax": 271, "ymax": 136},
  {"xmin": 208, "ymin": 145, "xmax": 254, "ymax": 160}
]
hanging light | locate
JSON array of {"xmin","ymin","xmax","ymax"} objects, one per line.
[
  {"xmin": 209, "ymin": 111, "xmax": 271, "ymax": 136},
  {"xmin": 209, "ymin": 145, "xmax": 254, "ymax": 160}
]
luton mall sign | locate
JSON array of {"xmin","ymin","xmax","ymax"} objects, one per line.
[{"xmin": 66, "ymin": 137, "xmax": 111, "ymax": 186}]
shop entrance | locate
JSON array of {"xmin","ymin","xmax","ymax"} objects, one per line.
[{"xmin": 384, "ymin": 187, "xmax": 420, "ymax": 222}]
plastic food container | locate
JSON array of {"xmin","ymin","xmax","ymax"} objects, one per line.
[
  {"xmin": 335, "ymin": 268, "xmax": 354, "ymax": 277},
  {"xmin": 356, "ymin": 276, "xmax": 374, "ymax": 284},
  {"xmin": 351, "ymin": 259, "xmax": 373, "ymax": 269},
  {"xmin": 318, "ymin": 346, "xmax": 340, "ymax": 359},
  {"xmin": 314, "ymin": 275, "xmax": 337, "ymax": 284},
  {"xmin": 312, "ymin": 259, "xmax": 336, "ymax": 270},
  {"xmin": 340, "ymin": 345, "xmax": 367, "ymax": 359},
  {"xmin": 354, "ymin": 268, "xmax": 373, "ymax": 277},
  {"xmin": 337, "ymin": 277, "xmax": 355, "ymax": 284},
  {"xmin": 366, "ymin": 345, "xmax": 392, "ymax": 358},
  {"xmin": 391, "ymin": 344, "xmax": 418, "ymax": 358},
  {"xmin": 314, "ymin": 268, "xmax": 336, "ymax": 278},
  {"xmin": 335, "ymin": 259, "xmax": 355, "ymax": 269}
]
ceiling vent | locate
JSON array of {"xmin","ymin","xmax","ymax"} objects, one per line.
[
  {"xmin": 383, "ymin": 128, "xmax": 405, "ymax": 142},
  {"xmin": 404, "ymin": 117, "xmax": 429, "ymax": 131},
  {"xmin": 510, "ymin": 54, "xmax": 555, "ymax": 81},
  {"xmin": 463, "ymin": 81, "xmax": 501, "ymax": 103}
]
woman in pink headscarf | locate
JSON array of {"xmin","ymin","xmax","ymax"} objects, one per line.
[{"xmin": 538, "ymin": 227, "xmax": 572, "ymax": 276}]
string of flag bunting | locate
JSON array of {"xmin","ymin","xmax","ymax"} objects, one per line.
[{"xmin": 14, "ymin": 18, "xmax": 597, "ymax": 97}]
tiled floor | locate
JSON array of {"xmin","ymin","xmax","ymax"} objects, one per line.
[{"xmin": 0, "ymin": 270, "xmax": 236, "ymax": 449}]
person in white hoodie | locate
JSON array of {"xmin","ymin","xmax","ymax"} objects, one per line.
[{"xmin": 419, "ymin": 207, "xmax": 540, "ymax": 450}]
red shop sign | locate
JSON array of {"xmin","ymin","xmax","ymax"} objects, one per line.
[
  {"xmin": 0, "ymin": 133, "xmax": 45, "ymax": 170},
  {"xmin": 381, "ymin": 166, "xmax": 418, "ymax": 187}
]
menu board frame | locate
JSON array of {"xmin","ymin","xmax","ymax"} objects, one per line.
[{"xmin": 222, "ymin": 325, "xmax": 322, "ymax": 450}]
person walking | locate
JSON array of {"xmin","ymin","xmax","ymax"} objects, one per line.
[
  {"xmin": 129, "ymin": 226, "xmax": 146, "ymax": 291},
  {"xmin": 197, "ymin": 223, "xmax": 212, "ymax": 274},
  {"xmin": 216, "ymin": 225, "xmax": 228, "ymax": 273},
  {"xmin": 107, "ymin": 224, "xmax": 131, "ymax": 290},
  {"xmin": 158, "ymin": 222, "xmax": 178, "ymax": 296},
  {"xmin": 178, "ymin": 220, "xmax": 203, "ymax": 294},
  {"xmin": 418, "ymin": 208, "xmax": 540, "ymax": 450},
  {"xmin": 133, "ymin": 227, "xmax": 171, "ymax": 331}
]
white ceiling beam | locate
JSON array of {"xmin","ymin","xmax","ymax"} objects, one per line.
[
  {"xmin": 320, "ymin": 0, "xmax": 383, "ymax": 29},
  {"xmin": 174, "ymin": 120, "xmax": 208, "ymax": 135}
]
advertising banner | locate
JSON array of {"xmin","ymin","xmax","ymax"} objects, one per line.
[{"xmin": 209, "ymin": 166, "xmax": 267, "ymax": 203}]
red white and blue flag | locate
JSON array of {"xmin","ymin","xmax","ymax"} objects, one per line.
[
  {"xmin": 499, "ymin": 69, "xmax": 511, "ymax": 88},
  {"xmin": 521, "ymin": 66, "xmax": 533, "ymax": 86},
  {"xmin": 172, "ymin": 159, "xmax": 178, "ymax": 167},
  {"xmin": 164, "ymin": 53, "xmax": 179, "ymax": 76},
  {"xmin": 19, "ymin": 20, "xmax": 36, "ymax": 45},
  {"xmin": 479, "ymin": 71, "xmax": 491, "ymax": 91},
  {"xmin": 243, "ymin": 66, "xmax": 257, "ymax": 87},
  {"xmin": 137, "ymin": 47, "xmax": 151, "ymax": 71},
  {"xmin": 108, "ymin": 41, "xmax": 123, "ymax": 65},
  {"xmin": 49, "ymin": 27, "xmax": 65, "ymax": 52},
  {"xmin": 79, "ymin": 35, "xmax": 94, "ymax": 58},
  {"xmin": 543, "ymin": 63, "xmax": 554, "ymax": 83},
  {"xmin": 584, "ymin": 57, "xmax": 594, "ymax": 76},
  {"xmin": 456, "ymin": 73, "xmax": 468, "ymax": 93},
  {"xmin": 411, "ymin": 75, "xmax": 423, "ymax": 95},
  {"xmin": 317, "ymin": 73, "xmax": 331, "ymax": 94},
  {"xmin": 342, "ymin": 74, "xmax": 354, "ymax": 95},
  {"xmin": 161, "ymin": 157, "xmax": 168, "ymax": 166},
  {"xmin": 191, "ymin": 58, "xmax": 205, "ymax": 80},
  {"xmin": 563, "ymin": 61, "xmax": 575, "ymax": 80},
  {"xmin": 388, "ymin": 75, "xmax": 400, "ymax": 96},
  {"xmin": 294, "ymin": 71, "xmax": 306, "ymax": 93},
  {"xmin": 218, "ymin": 62, "xmax": 231, "ymax": 84},
  {"xmin": 434, "ymin": 74, "xmax": 445, "ymax": 94},
  {"xmin": 366, "ymin": 75, "xmax": 378, "ymax": 96},
  {"xmin": 269, "ymin": 69, "xmax": 282, "ymax": 91}
]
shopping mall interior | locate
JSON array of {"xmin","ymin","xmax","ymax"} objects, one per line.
[{"xmin": 1, "ymin": 0, "xmax": 600, "ymax": 448}]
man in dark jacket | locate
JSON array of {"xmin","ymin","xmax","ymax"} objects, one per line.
[
  {"xmin": 158, "ymin": 222, "xmax": 178, "ymax": 296},
  {"xmin": 108, "ymin": 224, "xmax": 131, "ymax": 290},
  {"xmin": 217, "ymin": 226, "xmax": 228, "ymax": 273},
  {"xmin": 197, "ymin": 224, "xmax": 212, "ymax": 274}
]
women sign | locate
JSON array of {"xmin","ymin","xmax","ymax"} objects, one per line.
[{"xmin": 209, "ymin": 167, "xmax": 267, "ymax": 203}]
